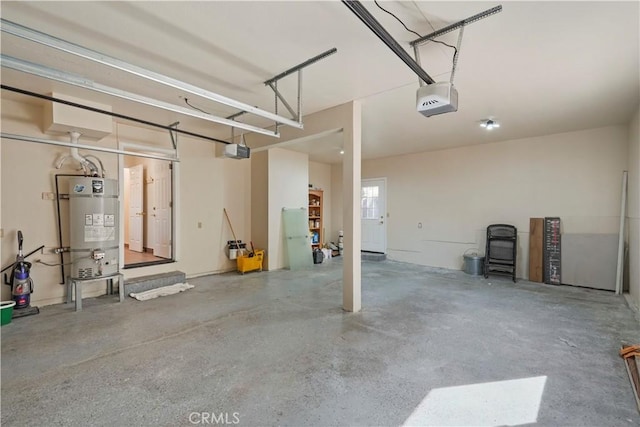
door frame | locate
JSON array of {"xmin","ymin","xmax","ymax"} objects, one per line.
[
  {"xmin": 118, "ymin": 141, "xmax": 180, "ymax": 269},
  {"xmin": 152, "ymin": 160, "xmax": 172, "ymax": 259},
  {"xmin": 128, "ymin": 164, "xmax": 144, "ymax": 252},
  {"xmin": 361, "ymin": 177, "xmax": 387, "ymax": 254}
]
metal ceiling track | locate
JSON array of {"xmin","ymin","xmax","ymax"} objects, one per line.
[
  {"xmin": 264, "ymin": 48, "xmax": 338, "ymax": 129},
  {"xmin": 342, "ymin": 0, "xmax": 435, "ymax": 85},
  {"xmin": 1, "ymin": 55, "xmax": 280, "ymax": 139},
  {"xmin": 1, "ymin": 84, "xmax": 231, "ymax": 146},
  {"xmin": 0, "ymin": 18, "xmax": 303, "ymax": 134},
  {"xmin": 410, "ymin": 5, "xmax": 503, "ymax": 47}
]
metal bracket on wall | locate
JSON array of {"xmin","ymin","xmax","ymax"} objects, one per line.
[{"xmin": 264, "ymin": 48, "xmax": 338, "ymax": 130}]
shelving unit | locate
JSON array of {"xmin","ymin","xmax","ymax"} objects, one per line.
[{"xmin": 308, "ymin": 190, "xmax": 323, "ymax": 249}]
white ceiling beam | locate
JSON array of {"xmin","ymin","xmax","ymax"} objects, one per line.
[{"xmin": 0, "ymin": 18, "xmax": 304, "ymax": 130}]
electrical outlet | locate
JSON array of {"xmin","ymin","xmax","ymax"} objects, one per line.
[
  {"xmin": 42, "ymin": 192, "xmax": 55, "ymax": 200},
  {"xmin": 418, "ymin": 222, "xmax": 423, "ymax": 229}
]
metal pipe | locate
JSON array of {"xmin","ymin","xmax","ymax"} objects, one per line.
[
  {"xmin": 2, "ymin": 85, "xmax": 229, "ymax": 146},
  {"xmin": 226, "ymin": 111, "xmax": 248, "ymax": 120},
  {"xmin": 449, "ymin": 25, "xmax": 465, "ymax": 84},
  {"xmin": 0, "ymin": 245, "xmax": 45, "ymax": 274},
  {"xmin": 117, "ymin": 140, "xmax": 177, "ymax": 156},
  {"xmin": 342, "ymin": 1, "xmax": 435, "ymax": 85},
  {"xmin": 413, "ymin": 45, "xmax": 424, "ymax": 87},
  {"xmin": 1, "ymin": 18, "xmax": 303, "ymax": 129},
  {"xmin": 1, "ymin": 55, "xmax": 280, "ymax": 138},
  {"xmin": 84, "ymin": 155, "xmax": 106, "ymax": 177},
  {"xmin": 297, "ymin": 70, "xmax": 303, "ymax": 122},
  {"xmin": 264, "ymin": 48, "xmax": 337, "ymax": 85},
  {"xmin": 411, "ymin": 5, "xmax": 502, "ymax": 47},
  {"xmin": 54, "ymin": 174, "xmax": 84, "ymax": 284},
  {"xmin": 1, "ymin": 133, "xmax": 180, "ymax": 162}
]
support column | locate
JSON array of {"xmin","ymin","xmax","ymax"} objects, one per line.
[{"xmin": 343, "ymin": 101, "xmax": 362, "ymax": 312}]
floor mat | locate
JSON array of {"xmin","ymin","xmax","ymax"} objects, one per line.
[{"xmin": 129, "ymin": 283, "xmax": 194, "ymax": 301}]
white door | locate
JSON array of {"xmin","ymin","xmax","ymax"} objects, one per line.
[
  {"xmin": 153, "ymin": 161, "xmax": 172, "ymax": 259},
  {"xmin": 128, "ymin": 164, "xmax": 144, "ymax": 252},
  {"xmin": 361, "ymin": 178, "xmax": 387, "ymax": 253}
]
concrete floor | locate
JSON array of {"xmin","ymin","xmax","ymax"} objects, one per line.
[{"xmin": 2, "ymin": 259, "xmax": 640, "ymax": 426}]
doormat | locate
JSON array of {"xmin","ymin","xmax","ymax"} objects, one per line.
[{"xmin": 129, "ymin": 283, "xmax": 194, "ymax": 301}]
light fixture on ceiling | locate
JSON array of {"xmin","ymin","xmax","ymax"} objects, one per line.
[
  {"xmin": 339, "ymin": 150, "xmax": 345, "ymax": 155},
  {"xmin": 480, "ymin": 119, "xmax": 500, "ymax": 130}
]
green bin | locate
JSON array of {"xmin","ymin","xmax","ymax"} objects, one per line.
[{"xmin": 1, "ymin": 301, "xmax": 16, "ymax": 326}]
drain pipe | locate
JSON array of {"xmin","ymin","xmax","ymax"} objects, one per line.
[{"xmin": 68, "ymin": 131, "xmax": 99, "ymax": 176}]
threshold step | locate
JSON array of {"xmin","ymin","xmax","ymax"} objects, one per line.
[
  {"xmin": 361, "ymin": 252, "xmax": 386, "ymax": 262},
  {"xmin": 124, "ymin": 270, "xmax": 186, "ymax": 294}
]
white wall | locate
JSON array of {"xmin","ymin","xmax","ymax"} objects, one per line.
[
  {"xmin": 627, "ymin": 106, "xmax": 640, "ymax": 309},
  {"xmin": 309, "ymin": 161, "xmax": 332, "ymax": 246},
  {"xmin": 330, "ymin": 163, "xmax": 343, "ymax": 244},
  {"xmin": 268, "ymin": 148, "xmax": 309, "ymax": 270},
  {"xmin": 362, "ymin": 125, "xmax": 629, "ymax": 278},
  {"xmin": 1, "ymin": 98, "xmax": 251, "ymax": 306},
  {"xmin": 250, "ymin": 151, "xmax": 269, "ymax": 263}
]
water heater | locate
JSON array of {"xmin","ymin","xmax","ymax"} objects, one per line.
[{"xmin": 68, "ymin": 177, "xmax": 119, "ymax": 279}]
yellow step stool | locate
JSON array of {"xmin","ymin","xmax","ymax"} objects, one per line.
[{"xmin": 237, "ymin": 250, "xmax": 264, "ymax": 274}]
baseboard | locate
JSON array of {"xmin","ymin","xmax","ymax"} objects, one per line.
[{"xmin": 123, "ymin": 243, "xmax": 154, "ymax": 254}]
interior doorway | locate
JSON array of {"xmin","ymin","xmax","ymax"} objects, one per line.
[{"xmin": 123, "ymin": 155, "xmax": 174, "ymax": 267}]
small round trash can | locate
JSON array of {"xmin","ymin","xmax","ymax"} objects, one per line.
[{"xmin": 463, "ymin": 252, "xmax": 484, "ymax": 276}]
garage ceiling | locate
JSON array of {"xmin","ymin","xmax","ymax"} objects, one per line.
[{"xmin": 1, "ymin": 1, "xmax": 638, "ymax": 163}]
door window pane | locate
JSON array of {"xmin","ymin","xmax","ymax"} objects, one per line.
[{"xmin": 361, "ymin": 186, "xmax": 380, "ymax": 219}]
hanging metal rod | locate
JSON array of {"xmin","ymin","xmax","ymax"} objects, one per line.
[
  {"xmin": 0, "ymin": 18, "xmax": 303, "ymax": 130},
  {"xmin": 1, "ymin": 133, "xmax": 180, "ymax": 162},
  {"xmin": 342, "ymin": 1, "xmax": 435, "ymax": 85},
  {"xmin": 2, "ymin": 85, "xmax": 231, "ymax": 145},
  {"xmin": 168, "ymin": 121, "xmax": 179, "ymax": 150},
  {"xmin": 264, "ymin": 48, "xmax": 336, "ymax": 124},
  {"xmin": 410, "ymin": 5, "xmax": 502, "ymax": 47},
  {"xmin": 267, "ymin": 82, "xmax": 297, "ymax": 119},
  {"xmin": 226, "ymin": 110, "xmax": 249, "ymax": 120},
  {"xmin": 1, "ymin": 54, "xmax": 279, "ymax": 138},
  {"xmin": 264, "ymin": 48, "xmax": 337, "ymax": 85}
]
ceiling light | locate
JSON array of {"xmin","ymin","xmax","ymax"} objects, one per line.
[
  {"xmin": 480, "ymin": 119, "xmax": 500, "ymax": 130},
  {"xmin": 339, "ymin": 150, "xmax": 345, "ymax": 155}
]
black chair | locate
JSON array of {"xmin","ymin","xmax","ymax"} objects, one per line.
[{"xmin": 484, "ymin": 224, "xmax": 517, "ymax": 282}]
